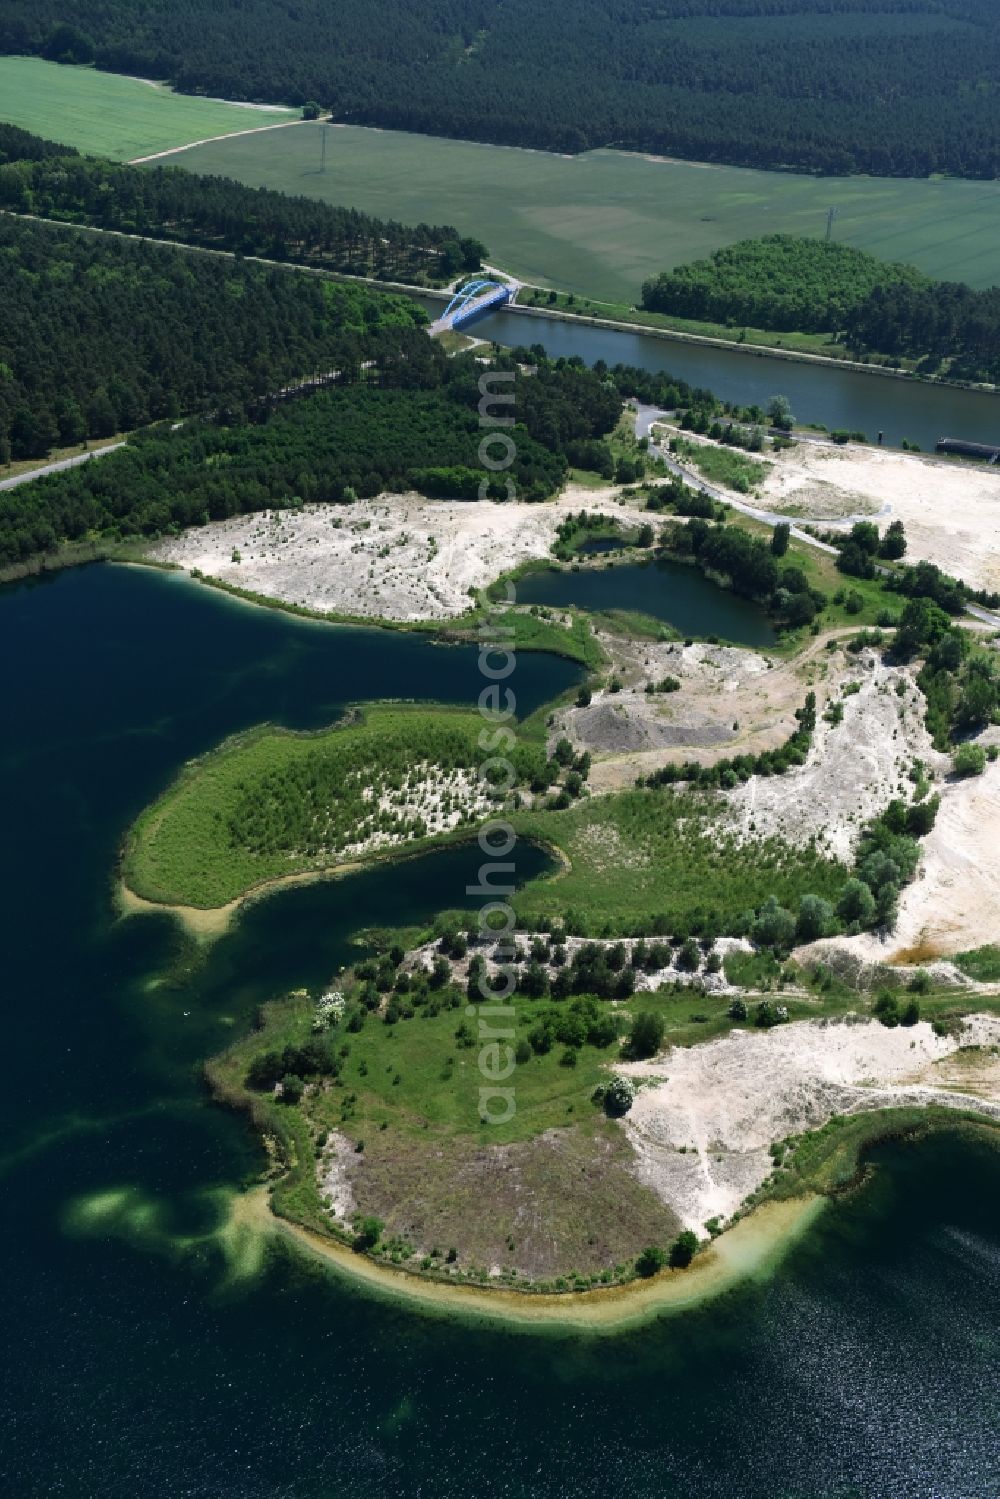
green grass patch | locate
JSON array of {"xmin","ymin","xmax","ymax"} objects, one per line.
[
  {"xmin": 0, "ymin": 57, "xmax": 295, "ymax": 161},
  {"xmin": 759, "ymin": 1107, "xmax": 1000, "ymax": 1206},
  {"xmin": 670, "ymin": 437, "xmax": 769, "ymax": 495},
  {"xmin": 446, "ymin": 604, "xmax": 605, "ymax": 671},
  {"xmin": 512, "ymin": 789, "xmax": 847, "ymax": 936},
  {"xmin": 955, "ymin": 945, "xmax": 1000, "ymax": 982},
  {"xmin": 179, "ymin": 122, "xmax": 1000, "ymax": 301},
  {"xmin": 524, "ymin": 288, "xmax": 853, "ymax": 361},
  {"xmin": 721, "ymin": 510, "xmax": 890, "ymax": 638}
]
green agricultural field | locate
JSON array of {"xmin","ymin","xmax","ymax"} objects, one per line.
[
  {"xmin": 178, "ymin": 122, "xmax": 1000, "ymax": 300},
  {"xmin": 0, "ymin": 57, "xmax": 295, "ymax": 161}
]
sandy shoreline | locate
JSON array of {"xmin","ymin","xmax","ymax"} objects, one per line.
[
  {"xmin": 116, "ymin": 862, "xmax": 367, "ymax": 940},
  {"xmin": 254, "ymin": 1189, "xmax": 826, "ymax": 1333}
]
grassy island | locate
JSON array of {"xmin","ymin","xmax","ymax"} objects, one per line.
[{"xmin": 123, "ymin": 703, "xmax": 547, "ymax": 909}]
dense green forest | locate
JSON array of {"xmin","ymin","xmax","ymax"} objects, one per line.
[
  {"xmin": 0, "ymin": 119, "xmax": 76, "ymax": 163},
  {"xmin": 2, "ymin": 1, "xmax": 999, "ymax": 176},
  {"xmin": 0, "ymin": 214, "xmax": 436, "ymax": 462},
  {"xmin": 844, "ymin": 282, "xmax": 1000, "ymax": 381},
  {"xmin": 0, "ymin": 155, "xmax": 485, "ymax": 283},
  {"xmin": 641, "ymin": 234, "xmax": 1000, "ymax": 378},
  {"xmin": 0, "ymin": 352, "xmax": 624, "ymax": 567},
  {"xmin": 642, "ymin": 237, "xmax": 928, "ymax": 335}
]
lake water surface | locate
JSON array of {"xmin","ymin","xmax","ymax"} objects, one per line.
[
  {"xmin": 517, "ymin": 558, "xmax": 776, "ymax": 647},
  {"xmin": 1, "ymin": 563, "xmax": 997, "ymax": 1498}
]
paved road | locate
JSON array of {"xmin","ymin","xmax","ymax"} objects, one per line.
[
  {"xmin": 0, "ymin": 443, "xmax": 126, "ymax": 493},
  {"xmin": 634, "ymin": 405, "xmax": 1000, "ymax": 628},
  {"xmin": 634, "ymin": 405, "xmax": 842, "ymax": 555}
]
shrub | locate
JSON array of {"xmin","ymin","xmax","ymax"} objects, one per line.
[
  {"xmin": 676, "ymin": 937, "xmax": 702, "ymax": 973},
  {"xmin": 636, "ymin": 1245, "xmax": 667, "ymax": 1277},
  {"xmin": 279, "ymin": 1073, "xmax": 304, "ymax": 1104},
  {"xmin": 752, "ymin": 895, "xmax": 797, "ymax": 950},
  {"xmin": 353, "ymin": 1216, "xmax": 384, "ymax": 1250},
  {"xmin": 873, "ymin": 991, "xmax": 899, "ymax": 1028},
  {"xmin": 796, "ymin": 893, "xmax": 835, "ymax": 942},
  {"xmin": 603, "ymin": 1075, "xmax": 636, "ymax": 1117},
  {"xmin": 953, "ymin": 742, "xmax": 987, "ymax": 777},
  {"xmin": 837, "ymin": 878, "xmax": 877, "ymax": 927},
  {"xmin": 668, "ymin": 1230, "xmax": 699, "ymax": 1269},
  {"xmin": 627, "ymin": 1011, "xmax": 665, "ymax": 1059}
]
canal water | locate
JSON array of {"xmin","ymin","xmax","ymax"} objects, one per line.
[
  {"xmin": 471, "ymin": 303, "xmax": 1000, "ymax": 452},
  {"xmin": 1, "ymin": 563, "xmax": 997, "ymax": 1498}
]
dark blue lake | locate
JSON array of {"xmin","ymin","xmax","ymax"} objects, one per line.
[
  {"xmin": 0, "ymin": 562, "xmax": 996, "ymax": 1499},
  {"xmin": 516, "ymin": 557, "xmax": 777, "ymax": 646}
]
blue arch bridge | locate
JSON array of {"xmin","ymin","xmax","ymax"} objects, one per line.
[{"xmin": 428, "ymin": 278, "xmax": 514, "ymax": 335}]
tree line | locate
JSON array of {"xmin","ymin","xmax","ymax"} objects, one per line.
[
  {"xmin": 0, "ymin": 154, "xmax": 485, "ymax": 285},
  {"xmin": 0, "ymin": 350, "xmax": 623, "ymax": 567},
  {"xmin": 0, "ymin": 120, "xmax": 76, "ymax": 164},
  {"xmin": 0, "ymin": 213, "xmax": 434, "ymax": 466},
  {"xmin": 1, "ymin": 0, "xmax": 998, "ymax": 177},
  {"xmin": 844, "ymin": 281, "xmax": 1000, "ymax": 382}
]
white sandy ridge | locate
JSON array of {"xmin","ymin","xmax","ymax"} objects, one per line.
[{"xmin": 620, "ymin": 1013, "xmax": 1000, "ymax": 1231}]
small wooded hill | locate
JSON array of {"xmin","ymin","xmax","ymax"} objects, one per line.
[
  {"xmin": 642, "ymin": 236, "xmax": 927, "ymax": 335},
  {"xmin": 3, "ymin": 0, "xmax": 1000, "ymax": 176},
  {"xmin": 642, "ymin": 235, "xmax": 1000, "ymax": 381}
]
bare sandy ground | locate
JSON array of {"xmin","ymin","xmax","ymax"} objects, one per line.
[
  {"xmin": 317, "ymin": 1129, "xmax": 357, "ymax": 1223},
  {"xmin": 152, "ymin": 488, "xmax": 632, "ymax": 622},
  {"xmin": 761, "ymin": 443, "xmax": 1000, "ymax": 591},
  {"xmin": 621, "ymin": 1013, "xmax": 1000, "ymax": 1230},
  {"xmin": 724, "ymin": 646, "xmax": 944, "ymax": 862},
  {"xmin": 840, "ymin": 736, "xmax": 1000, "ymax": 960},
  {"xmin": 556, "ymin": 632, "xmax": 941, "ymax": 860}
]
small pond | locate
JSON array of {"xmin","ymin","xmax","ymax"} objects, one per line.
[{"xmin": 515, "ymin": 557, "xmax": 776, "ymax": 646}]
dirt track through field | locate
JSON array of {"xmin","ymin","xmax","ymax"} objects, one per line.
[{"xmin": 129, "ymin": 118, "xmax": 304, "ymax": 165}]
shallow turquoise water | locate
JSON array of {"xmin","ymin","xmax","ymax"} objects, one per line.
[{"xmin": 0, "ymin": 563, "xmax": 997, "ymax": 1499}]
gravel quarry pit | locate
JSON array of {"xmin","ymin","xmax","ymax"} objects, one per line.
[
  {"xmin": 552, "ymin": 638, "xmax": 805, "ymax": 794},
  {"xmin": 723, "ymin": 647, "xmax": 944, "ymax": 863}
]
